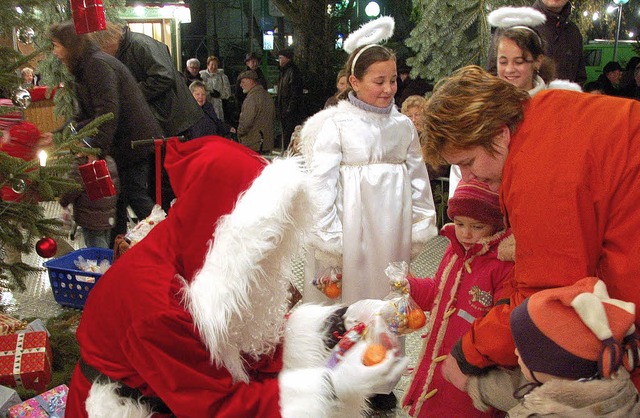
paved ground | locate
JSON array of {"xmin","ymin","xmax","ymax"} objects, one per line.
[{"xmin": 15, "ymin": 200, "xmax": 448, "ymax": 417}]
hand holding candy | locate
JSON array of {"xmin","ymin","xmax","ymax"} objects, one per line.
[{"xmin": 330, "ymin": 340, "xmax": 409, "ymax": 398}]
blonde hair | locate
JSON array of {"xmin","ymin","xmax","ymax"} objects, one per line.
[
  {"xmin": 400, "ymin": 95, "xmax": 426, "ymax": 114},
  {"xmin": 207, "ymin": 56, "xmax": 219, "ymax": 66},
  {"xmin": 422, "ymin": 65, "xmax": 529, "ymax": 167}
]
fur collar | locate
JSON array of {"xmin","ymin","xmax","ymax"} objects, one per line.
[{"xmin": 515, "ymin": 370, "xmax": 638, "ymax": 415}]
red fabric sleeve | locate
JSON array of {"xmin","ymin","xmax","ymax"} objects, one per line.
[
  {"xmin": 121, "ymin": 310, "xmax": 282, "ymax": 418},
  {"xmin": 407, "ymin": 276, "xmax": 436, "ymax": 311},
  {"xmin": 458, "ymin": 301, "xmax": 518, "ymax": 371}
]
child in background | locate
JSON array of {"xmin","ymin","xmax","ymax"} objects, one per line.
[
  {"xmin": 59, "ymin": 156, "xmax": 119, "ymax": 248},
  {"xmin": 466, "ymin": 277, "xmax": 640, "ymax": 416},
  {"xmin": 323, "ymin": 69, "xmax": 348, "ymax": 108},
  {"xmin": 400, "ymin": 179, "xmax": 514, "ymax": 417}
]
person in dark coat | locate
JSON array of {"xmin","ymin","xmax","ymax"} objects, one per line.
[
  {"xmin": 235, "ymin": 52, "xmax": 268, "ymax": 112},
  {"xmin": 92, "ymin": 22, "xmax": 207, "ymax": 215},
  {"xmin": 189, "ymin": 80, "xmax": 234, "ymax": 138},
  {"xmin": 183, "ymin": 58, "xmax": 202, "ymax": 86},
  {"xmin": 49, "ymin": 21, "xmax": 163, "ymax": 241},
  {"xmin": 596, "ymin": 61, "xmax": 623, "ymax": 96},
  {"xmin": 276, "ymin": 48, "xmax": 304, "ymax": 151},
  {"xmin": 59, "ymin": 156, "xmax": 120, "ymax": 249}
]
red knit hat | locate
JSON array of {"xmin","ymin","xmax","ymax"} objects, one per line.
[
  {"xmin": 447, "ymin": 179, "xmax": 503, "ymax": 230},
  {"xmin": 511, "ymin": 277, "xmax": 639, "ymax": 380}
]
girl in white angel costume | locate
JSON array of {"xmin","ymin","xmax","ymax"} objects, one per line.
[{"xmin": 300, "ymin": 17, "xmax": 438, "ymax": 305}]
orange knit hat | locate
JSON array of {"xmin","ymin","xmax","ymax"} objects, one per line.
[{"xmin": 511, "ymin": 277, "xmax": 639, "ymax": 380}]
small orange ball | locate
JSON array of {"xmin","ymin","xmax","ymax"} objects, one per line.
[
  {"xmin": 363, "ymin": 343, "xmax": 387, "ymax": 366},
  {"xmin": 324, "ymin": 281, "xmax": 341, "ymax": 299},
  {"xmin": 407, "ymin": 308, "xmax": 427, "ymax": 330}
]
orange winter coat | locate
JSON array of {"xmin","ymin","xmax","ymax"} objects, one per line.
[{"xmin": 457, "ymin": 89, "xmax": 640, "ymax": 389}]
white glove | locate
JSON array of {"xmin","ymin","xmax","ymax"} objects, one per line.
[
  {"xmin": 330, "ymin": 340, "xmax": 409, "ymax": 398},
  {"xmin": 344, "ymin": 299, "xmax": 387, "ymax": 330}
]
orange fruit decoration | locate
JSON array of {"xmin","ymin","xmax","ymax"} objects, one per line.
[
  {"xmin": 363, "ymin": 343, "xmax": 387, "ymax": 366},
  {"xmin": 324, "ymin": 281, "xmax": 341, "ymax": 299},
  {"xmin": 407, "ymin": 308, "xmax": 427, "ymax": 330}
]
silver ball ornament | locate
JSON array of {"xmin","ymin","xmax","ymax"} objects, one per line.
[
  {"xmin": 12, "ymin": 88, "xmax": 31, "ymax": 109},
  {"xmin": 10, "ymin": 179, "xmax": 26, "ymax": 194},
  {"xmin": 17, "ymin": 27, "xmax": 35, "ymax": 45}
]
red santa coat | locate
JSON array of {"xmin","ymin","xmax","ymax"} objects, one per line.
[
  {"xmin": 403, "ymin": 225, "xmax": 513, "ymax": 417},
  {"xmin": 458, "ymin": 90, "xmax": 640, "ymax": 389},
  {"xmin": 67, "ymin": 137, "xmax": 354, "ymax": 418}
]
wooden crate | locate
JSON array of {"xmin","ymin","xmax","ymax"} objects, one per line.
[{"xmin": 24, "ymin": 98, "xmax": 65, "ymax": 133}]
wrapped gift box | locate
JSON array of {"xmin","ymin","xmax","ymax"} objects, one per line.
[
  {"xmin": 70, "ymin": 0, "xmax": 106, "ymax": 34},
  {"xmin": 78, "ymin": 159, "xmax": 116, "ymax": 201},
  {"xmin": 0, "ymin": 332, "xmax": 51, "ymax": 392},
  {"xmin": 7, "ymin": 384, "xmax": 67, "ymax": 418},
  {"xmin": 0, "ymin": 385, "xmax": 21, "ymax": 417},
  {"xmin": 0, "ymin": 315, "xmax": 27, "ymax": 337}
]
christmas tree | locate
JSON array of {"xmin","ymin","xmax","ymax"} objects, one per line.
[
  {"xmin": 0, "ymin": 0, "xmax": 120, "ymax": 290},
  {"xmin": 406, "ymin": 0, "xmax": 529, "ymax": 82}
]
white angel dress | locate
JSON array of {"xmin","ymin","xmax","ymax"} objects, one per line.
[{"xmin": 300, "ymin": 93, "xmax": 438, "ymax": 305}]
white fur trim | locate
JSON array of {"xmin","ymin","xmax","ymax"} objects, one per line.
[
  {"xmin": 278, "ymin": 367, "xmax": 369, "ymax": 418},
  {"xmin": 279, "ymin": 368, "xmax": 334, "ymax": 417},
  {"xmin": 571, "ymin": 293, "xmax": 613, "ymax": 341},
  {"xmin": 548, "ymin": 79, "xmax": 583, "ymax": 92},
  {"xmin": 283, "ymin": 304, "xmax": 343, "ymax": 369},
  {"xmin": 183, "ymin": 157, "xmax": 315, "ymax": 383},
  {"xmin": 343, "ymin": 16, "xmax": 395, "ymax": 54},
  {"xmin": 86, "ymin": 381, "xmax": 153, "ymax": 418},
  {"xmin": 487, "ymin": 7, "xmax": 546, "ymax": 28}
]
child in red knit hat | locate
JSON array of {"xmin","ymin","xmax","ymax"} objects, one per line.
[
  {"xmin": 466, "ymin": 277, "xmax": 640, "ymax": 416},
  {"xmin": 400, "ymin": 179, "xmax": 514, "ymax": 417}
]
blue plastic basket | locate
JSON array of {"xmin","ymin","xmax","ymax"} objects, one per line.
[{"xmin": 43, "ymin": 247, "xmax": 113, "ymax": 309}]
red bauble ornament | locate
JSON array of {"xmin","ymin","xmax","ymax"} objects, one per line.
[{"xmin": 35, "ymin": 237, "xmax": 57, "ymax": 258}]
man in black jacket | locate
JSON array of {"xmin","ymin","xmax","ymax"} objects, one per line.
[
  {"xmin": 93, "ymin": 23, "xmax": 206, "ymax": 215},
  {"xmin": 276, "ymin": 48, "xmax": 304, "ymax": 151}
]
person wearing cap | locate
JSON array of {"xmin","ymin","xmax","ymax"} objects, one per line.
[
  {"xmin": 235, "ymin": 52, "xmax": 268, "ymax": 112},
  {"xmin": 597, "ymin": 61, "xmax": 624, "ymax": 96},
  {"xmin": 397, "ymin": 179, "xmax": 514, "ymax": 417},
  {"xmin": 236, "ymin": 70, "xmax": 275, "ymax": 154},
  {"xmin": 421, "ymin": 65, "xmax": 640, "ymax": 392},
  {"xmin": 466, "ymin": 277, "xmax": 640, "ymax": 416},
  {"xmin": 276, "ymin": 48, "xmax": 304, "ymax": 151}
]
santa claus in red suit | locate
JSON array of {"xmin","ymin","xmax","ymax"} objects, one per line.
[{"xmin": 66, "ymin": 136, "xmax": 407, "ymax": 417}]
